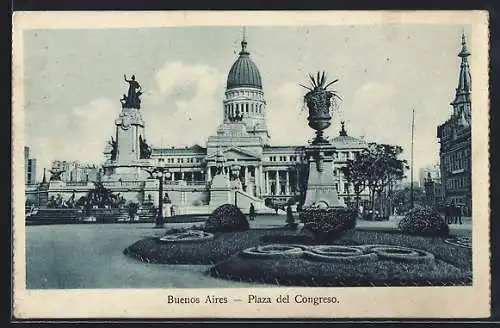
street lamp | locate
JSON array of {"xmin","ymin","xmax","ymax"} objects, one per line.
[{"xmin": 146, "ymin": 165, "xmax": 171, "ymax": 228}]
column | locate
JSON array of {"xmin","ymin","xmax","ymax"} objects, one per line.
[
  {"xmin": 171, "ymin": 171, "xmax": 175, "ymax": 181},
  {"xmin": 244, "ymin": 166, "xmax": 249, "ymax": 188},
  {"xmin": 207, "ymin": 166, "xmax": 212, "ymax": 182},
  {"xmin": 295, "ymin": 169, "xmax": 299, "ymax": 192},
  {"xmin": 181, "ymin": 172, "xmax": 185, "ymax": 181},
  {"xmin": 276, "ymin": 170, "xmax": 280, "ymax": 195},
  {"xmin": 261, "ymin": 166, "xmax": 265, "ymax": 195},
  {"xmin": 254, "ymin": 166, "xmax": 260, "ymax": 196},
  {"xmin": 265, "ymin": 170, "xmax": 270, "ymax": 195},
  {"xmin": 285, "ymin": 170, "xmax": 290, "ymax": 195}
]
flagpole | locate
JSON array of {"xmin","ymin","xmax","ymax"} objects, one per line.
[{"xmin": 410, "ymin": 109, "xmax": 415, "ymax": 209}]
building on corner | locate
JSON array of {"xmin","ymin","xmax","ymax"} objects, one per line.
[{"xmin": 437, "ymin": 33, "xmax": 472, "ymax": 216}]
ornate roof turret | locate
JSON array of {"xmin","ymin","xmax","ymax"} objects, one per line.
[
  {"xmin": 226, "ymin": 32, "xmax": 262, "ymax": 90},
  {"xmin": 452, "ymin": 33, "xmax": 472, "ymax": 106}
]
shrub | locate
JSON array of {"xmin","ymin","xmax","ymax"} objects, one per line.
[
  {"xmin": 398, "ymin": 206, "xmax": 449, "ymax": 237},
  {"xmin": 204, "ymin": 204, "xmax": 249, "ymax": 233},
  {"xmin": 299, "ymin": 207, "xmax": 357, "ymax": 241}
]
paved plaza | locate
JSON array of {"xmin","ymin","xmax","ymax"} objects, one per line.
[
  {"xmin": 26, "ymin": 223, "xmax": 257, "ymax": 289},
  {"xmin": 26, "ymin": 214, "xmax": 472, "ymax": 289}
]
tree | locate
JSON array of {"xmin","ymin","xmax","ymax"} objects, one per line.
[
  {"xmin": 341, "ymin": 157, "xmax": 368, "ymax": 210},
  {"xmin": 342, "ymin": 143, "xmax": 408, "ymax": 213},
  {"xmin": 392, "ymin": 186, "xmax": 426, "ymax": 214}
]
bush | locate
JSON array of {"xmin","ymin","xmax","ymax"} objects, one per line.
[
  {"xmin": 299, "ymin": 207, "xmax": 357, "ymax": 242},
  {"xmin": 204, "ymin": 204, "xmax": 249, "ymax": 233},
  {"xmin": 398, "ymin": 206, "xmax": 449, "ymax": 237}
]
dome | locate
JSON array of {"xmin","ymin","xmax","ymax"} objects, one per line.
[{"xmin": 226, "ymin": 40, "xmax": 262, "ymax": 90}]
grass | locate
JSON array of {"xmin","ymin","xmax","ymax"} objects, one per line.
[
  {"xmin": 123, "ymin": 228, "xmax": 472, "ymax": 286},
  {"xmin": 123, "ymin": 228, "xmax": 288, "ymax": 265},
  {"xmin": 209, "ymin": 255, "xmax": 469, "ymax": 287}
]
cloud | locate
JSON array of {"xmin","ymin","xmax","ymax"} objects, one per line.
[
  {"xmin": 267, "ymin": 82, "xmax": 311, "ymax": 145},
  {"xmin": 142, "ymin": 61, "xmax": 225, "ymax": 147}
]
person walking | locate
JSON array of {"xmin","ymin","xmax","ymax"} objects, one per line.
[
  {"xmin": 444, "ymin": 204, "xmax": 451, "ymax": 224},
  {"xmin": 456, "ymin": 205, "xmax": 463, "ymax": 225},
  {"xmin": 249, "ymin": 203, "xmax": 255, "ymax": 221}
]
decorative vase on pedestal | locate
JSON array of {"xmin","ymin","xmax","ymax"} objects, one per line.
[
  {"xmin": 299, "ymin": 72, "xmax": 355, "ymax": 241},
  {"xmin": 300, "ymin": 71, "xmax": 346, "ymax": 209}
]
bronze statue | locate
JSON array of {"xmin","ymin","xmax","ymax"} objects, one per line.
[
  {"xmin": 123, "ymin": 74, "xmax": 143, "ymax": 109},
  {"xmin": 49, "ymin": 169, "xmax": 65, "ymax": 181},
  {"xmin": 109, "ymin": 136, "xmax": 118, "ymax": 160},
  {"xmin": 139, "ymin": 135, "xmax": 152, "ymax": 159},
  {"xmin": 120, "ymin": 94, "xmax": 128, "ymax": 108}
]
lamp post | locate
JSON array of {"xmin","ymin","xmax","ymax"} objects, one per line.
[{"xmin": 146, "ymin": 165, "xmax": 171, "ymax": 228}]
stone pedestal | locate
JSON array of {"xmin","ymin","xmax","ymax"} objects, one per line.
[
  {"xmin": 209, "ymin": 173, "xmax": 231, "ymax": 208},
  {"xmin": 303, "ymin": 143, "xmax": 346, "ymax": 208}
]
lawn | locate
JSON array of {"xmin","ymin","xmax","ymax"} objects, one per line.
[{"xmin": 123, "ymin": 228, "xmax": 472, "ymax": 287}]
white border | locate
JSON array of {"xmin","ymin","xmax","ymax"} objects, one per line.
[{"xmin": 12, "ymin": 11, "xmax": 490, "ymax": 319}]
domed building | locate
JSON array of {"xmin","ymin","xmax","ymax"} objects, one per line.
[{"xmin": 96, "ymin": 34, "xmax": 370, "ymax": 213}]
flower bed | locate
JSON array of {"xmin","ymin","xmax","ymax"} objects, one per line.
[{"xmin": 299, "ymin": 207, "xmax": 357, "ymax": 241}]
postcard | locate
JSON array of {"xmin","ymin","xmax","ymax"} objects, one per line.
[{"xmin": 12, "ymin": 10, "xmax": 490, "ymax": 319}]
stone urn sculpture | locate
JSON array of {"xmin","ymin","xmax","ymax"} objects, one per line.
[
  {"xmin": 300, "ymin": 71, "xmax": 342, "ymax": 144},
  {"xmin": 298, "ymin": 71, "xmax": 351, "ymax": 240}
]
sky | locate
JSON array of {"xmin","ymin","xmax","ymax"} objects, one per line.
[{"xmin": 23, "ymin": 24, "xmax": 472, "ymax": 181}]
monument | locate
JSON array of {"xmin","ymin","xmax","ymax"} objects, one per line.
[
  {"xmin": 300, "ymin": 71, "xmax": 346, "ymax": 209},
  {"xmin": 102, "ymin": 74, "xmax": 153, "ymax": 181}
]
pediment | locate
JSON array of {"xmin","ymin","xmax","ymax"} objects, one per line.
[{"xmin": 207, "ymin": 146, "xmax": 261, "ymax": 161}]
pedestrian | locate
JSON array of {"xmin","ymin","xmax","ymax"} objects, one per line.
[
  {"xmin": 444, "ymin": 204, "xmax": 450, "ymax": 224},
  {"xmin": 456, "ymin": 205, "xmax": 463, "ymax": 225},
  {"xmin": 249, "ymin": 203, "xmax": 255, "ymax": 221},
  {"xmin": 274, "ymin": 205, "xmax": 278, "ymax": 214}
]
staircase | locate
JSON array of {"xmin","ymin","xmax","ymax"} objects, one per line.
[
  {"xmin": 233, "ymin": 189, "xmax": 276, "ymax": 214},
  {"xmin": 28, "ymin": 208, "xmax": 84, "ymax": 224}
]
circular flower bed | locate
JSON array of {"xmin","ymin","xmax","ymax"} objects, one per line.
[
  {"xmin": 241, "ymin": 244, "xmax": 307, "ymax": 259},
  {"xmin": 238, "ymin": 243, "xmax": 435, "ymax": 265},
  {"xmin": 159, "ymin": 230, "xmax": 214, "ymax": 243},
  {"xmin": 360, "ymin": 244, "xmax": 435, "ymax": 264},
  {"xmin": 210, "ymin": 241, "xmax": 470, "ymax": 287},
  {"xmin": 444, "ymin": 236, "xmax": 472, "ymax": 249},
  {"xmin": 303, "ymin": 245, "xmax": 376, "ymax": 263}
]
